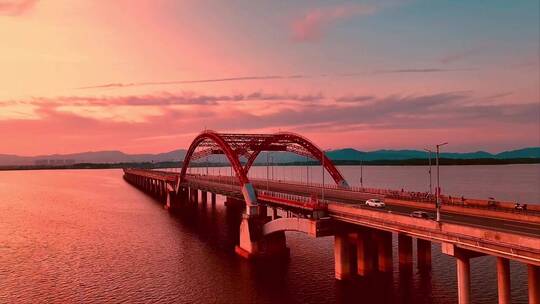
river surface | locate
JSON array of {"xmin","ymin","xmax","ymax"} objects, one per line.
[{"xmin": 1, "ymin": 165, "xmax": 538, "ymax": 303}]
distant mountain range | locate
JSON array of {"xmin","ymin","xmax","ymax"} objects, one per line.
[{"xmin": 1, "ymin": 147, "xmax": 539, "ymax": 166}]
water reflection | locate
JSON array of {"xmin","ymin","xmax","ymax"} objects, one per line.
[{"xmin": 0, "ymin": 168, "xmax": 532, "ymax": 303}]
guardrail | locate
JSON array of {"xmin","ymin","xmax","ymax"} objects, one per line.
[
  {"xmin": 257, "ymin": 190, "xmax": 327, "ymax": 210},
  {"xmin": 126, "ymin": 170, "xmax": 540, "ymax": 215}
]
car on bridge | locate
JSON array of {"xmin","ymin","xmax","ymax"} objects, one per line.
[
  {"xmin": 365, "ymin": 198, "xmax": 385, "ymax": 208},
  {"xmin": 410, "ymin": 210, "xmax": 430, "ymax": 219}
]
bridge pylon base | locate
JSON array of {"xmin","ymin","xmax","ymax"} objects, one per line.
[{"xmin": 235, "ymin": 213, "xmax": 289, "ymax": 260}]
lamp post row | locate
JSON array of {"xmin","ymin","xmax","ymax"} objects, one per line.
[{"xmin": 426, "ymin": 142, "xmax": 448, "ymax": 222}]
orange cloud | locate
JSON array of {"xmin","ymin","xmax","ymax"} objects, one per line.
[{"xmin": 0, "ymin": 0, "xmax": 37, "ymax": 16}]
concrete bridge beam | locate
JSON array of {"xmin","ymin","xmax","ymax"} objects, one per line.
[{"xmin": 262, "ymin": 217, "xmax": 331, "ymax": 237}]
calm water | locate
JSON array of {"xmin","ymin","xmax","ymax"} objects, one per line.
[{"xmin": 1, "ymin": 165, "xmax": 537, "ymax": 303}]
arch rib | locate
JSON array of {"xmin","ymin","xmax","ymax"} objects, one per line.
[
  {"xmin": 178, "ymin": 130, "xmax": 249, "ymax": 186},
  {"xmin": 177, "ymin": 130, "xmax": 260, "ymax": 215},
  {"xmin": 177, "ymin": 130, "xmax": 349, "ymax": 206},
  {"xmin": 242, "ymin": 132, "xmax": 349, "ymax": 188}
]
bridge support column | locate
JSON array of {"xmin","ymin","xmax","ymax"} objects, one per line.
[
  {"xmin": 188, "ymin": 188, "xmax": 197, "ymax": 204},
  {"xmin": 193, "ymin": 189, "xmax": 198, "ymax": 204},
  {"xmin": 166, "ymin": 190, "xmax": 178, "ymax": 210},
  {"xmin": 398, "ymin": 234, "xmax": 413, "ymax": 270},
  {"xmin": 180, "ymin": 187, "xmax": 188, "ymax": 203},
  {"xmin": 211, "ymin": 193, "xmax": 216, "ymax": 206},
  {"xmin": 272, "ymin": 207, "xmax": 279, "ymax": 220},
  {"xmin": 529, "ymin": 264, "xmax": 539, "ymax": 304},
  {"xmin": 355, "ymin": 229, "xmax": 374, "ymax": 276},
  {"xmin": 334, "ymin": 233, "xmax": 353, "ymax": 280},
  {"xmin": 374, "ymin": 230, "xmax": 393, "ymax": 272},
  {"xmin": 162, "ymin": 182, "xmax": 167, "ymax": 202},
  {"xmin": 235, "ymin": 214, "xmax": 288, "ymax": 259},
  {"xmin": 496, "ymin": 257, "xmax": 510, "ymax": 304},
  {"xmin": 442, "ymin": 243, "xmax": 485, "ymax": 304},
  {"xmin": 159, "ymin": 181, "xmax": 165, "ymax": 202},
  {"xmin": 417, "ymin": 239, "xmax": 432, "ymax": 270},
  {"xmin": 201, "ymin": 191, "xmax": 207, "ymax": 205},
  {"xmin": 456, "ymin": 254, "xmax": 471, "ymax": 304}
]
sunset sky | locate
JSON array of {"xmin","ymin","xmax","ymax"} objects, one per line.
[{"xmin": 1, "ymin": 0, "xmax": 539, "ymax": 156}]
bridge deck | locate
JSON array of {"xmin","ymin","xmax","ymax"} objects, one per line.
[{"xmin": 123, "ymin": 168, "xmax": 540, "ymax": 265}]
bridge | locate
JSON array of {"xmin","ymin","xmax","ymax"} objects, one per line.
[{"xmin": 122, "ymin": 130, "xmax": 540, "ymax": 304}]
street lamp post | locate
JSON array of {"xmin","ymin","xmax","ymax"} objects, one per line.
[
  {"xmin": 435, "ymin": 142, "xmax": 448, "ymax": 222},
  {"xmin": 305, "ymin": 155, "xmax": 309, "ymax": 186},
  {"xmin": 424, "ymin": 148, "xmax": 433, "ymax": 195},
  {"xmin": 360, "ymin": 159, "xmax": 364, "ymax": 188},
  {"xmin": 321, "ymin": 151, "xmax": 325, "ymax": 202},
  {"xmin": 266, "ymin": 152, "xmax": 269, "ymax": 191},
  {"xmin": 271, "ymin": 155, "xmax": 274, "ymax": 180}
]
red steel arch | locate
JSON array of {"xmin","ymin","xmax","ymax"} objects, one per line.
[
  {"xmin": 179, "ymin": 130, "xmax": 349, "ymax": 188},
  {"xmin": 179, "ymin": 130, "xmax": 250, "ymax": 186}
]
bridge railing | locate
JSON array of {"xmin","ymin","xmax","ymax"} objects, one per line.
[
  {"xmin": 256, "ymin": 189, "xmax": 328, "ymax": 210},
  {"xmin": 246, "ymin": 176, "xmax": 540, "ymax": 215},
  {"xmin": 171, "ymin": 171, "xmax": 540, "ymax": 215}
]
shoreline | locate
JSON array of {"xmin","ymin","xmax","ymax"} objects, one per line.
[{"xmin": 1, "ymin": 158, "xmax": 539, "ymax": 171}]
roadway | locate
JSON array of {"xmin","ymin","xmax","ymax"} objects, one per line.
[{"xmin": 185, "ymin": 175, "xmax": 540, "ymax": 237}]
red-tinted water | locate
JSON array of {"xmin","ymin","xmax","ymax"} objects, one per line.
[{"xmin": 0, "ymin": 166, "xmax": 535, "ymax": 303}]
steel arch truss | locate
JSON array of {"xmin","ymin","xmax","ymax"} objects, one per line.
[{"xmin": 180, "ymin": 130, "xmax": 349, "ymax": 188}]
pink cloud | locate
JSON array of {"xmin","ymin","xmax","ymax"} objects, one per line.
[
  {"xmin": 291, "ymin": 4, "xmax": 377, "ymax": 42},
  {"xmin": 1, "ymin": 91, "xmax": 538, "ymax": 155},
  {"xmin": 0, "ymin": 0, "xmax": 38, "ymax": 16}
]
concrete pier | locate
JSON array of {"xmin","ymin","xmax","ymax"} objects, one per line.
[
  {"xmin": 398, "ymin": 234, "xmax": 413, "ymax": 270},
  {"xmin": 374, "ymin": 230, "xmax": 393, "ymax": 272},
  {"xmin": 529, "ymin": 264, "xmax": 539, "ymax": 304},
  {"xmin": 417, "ymin": 239, "xmax": 432, "ymax": 269},
  {"xmin": 355, "ymin": 230, "xmax": 374, "ymax": 276},
  {"xmin": 496, "ymin": 257, "xmax": 510, "ymax": 304},
  {"xmin": 201, "ymin": 191, "xmax": 207, "ymax": 205},
  {"xmin": 456, "ymin": 254, "xmax": 471, "ymax": 304},
  {"xmin": 442, "ymin": 244, "xmax": 485, "ymax": 304},
  {"xmin": 334, "ymin": 233, "xmax": 352, "ymax": 280},
  {"xmin": 193, "ymin": 189, "xmax": 198, "ymax": 204},
  {"xmin": 235, "ymin": 213, "xmax": 288, "ymax": 259}
]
